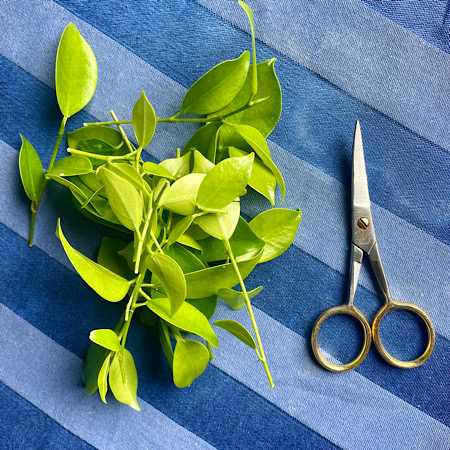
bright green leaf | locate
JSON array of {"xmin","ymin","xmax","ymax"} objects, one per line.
[
  {"xmin": 214, "ymin": 319, "xmax": 257, "ymax": 349},
  {"xmin": 67, "ymin": 126, "xmax": 123, "ymax": 155},
  {"xmin": 181, "ymin": 51, "xmax": 250, "ymax": 115},
  {"xmin": 160, "ymin": 173, "xmax": 205, "ymax": 216},
  {"xmin": 89, "ymin": 329, "xmax": 121, "ymax": 352},
  {"xmin": 49, "ymin": 154, "xmax": 93, "ymax": 177},
  {"xmin": 98, "ymin": 166, "xmax": 143, "ymax": 232},
  {"xmin": 56, "ymin": 219, "xmax": 131, "ymax": 302},
  {"xmin": 192, "ymin": 150, "xmax": 215, "ymax": 174},
  {"xmin": 184, "ymin": 250, "xmax": 262, "ymax": 299},
  {"xmin": 142, "ymin": 161, "xmax": 175, "ymax": 180},
  {"xmin": 158, "ymin": 321, "xmax": 174, "ymax": 369},
  {"xmin": 84, "ymin": 342, "xmax": 109, "ymax": 395},
  {"xmin": 18, "ymin": 135, "xmax": 44, "ymax": 202},
  {"xmin": 195, "ymin": 200, "xmax": 240, "ymax": 241},
  {"xmin": 233, "ymin": 124, "xmax": 285, "ymax": 200},
  {"xmin": 196, "ymin": 154, "xmax": 254, "ymax": 210},
  {"xmin": 55, "ymin": 23, "xmax": 98, "ymax": 118},
  {"xmin": 249, "ymin": 208, "xmax": 302, "ymax": 262},
  {"xmin": 229, "ymin": 147, "xmax": 276, "ymax": 205},
  {"xmin": 182, "ymin": 123, "xmax": 221, "ymax": 157},
  {"xmin": 98, "ymin": 353, "xmax": 111, "ymax": 403},
  {"xmin": 210, "ymin": 59, "xmax": 281, "ymax": 138},
  {"xmin": 217, "ymin": 286, "xmax": 263, "ymax": 311},
  {"xmin": 173, "ymin": 339, "xmax": 210, "ymax": 388},
  {"xmin": 158, "ymin": 152, "xmax": 191, "ymax": 180},
  {"xmin": 167, "ymin": 215, "xmax": 194, "ymax": 247},
  {"xmin": 132, "ymin": 91, "xmax": 156, "ymax": 148},
  {"xmin": 145, "ymin": 297, "xmax": 218, "ymax": 348},
  {"xmin": 145, "ymin": 253, "xmax": 186, "ymax": 316},
  {"xmin": 109, "ymin": 349, "xmax": 140, "ymax": 411}
]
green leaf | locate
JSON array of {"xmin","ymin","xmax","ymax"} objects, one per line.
[
  {"xmin": 182, "ymin": 123, "xmax": 221, "ymax": 157},
  {"xmin": 142, "ymin": 161, "xmax": 175, "ymax": 180},
  {"xmin": 49, "ymin": 155, "xmax": 93, "ymax": 177},
  {"xmin": 55, "ymin": 23, "xmax": 97, "ymax": 118},
  {"xmin": 109, "ymin": 349, "xmax": 140, "ymax": 411},
  {"xmin": 211, "ymin": 59, "xmax": 281, "ymax": 138},
  {"xmin": 84, "ymin": 342, "xmax": 109, "ymax": 395},
  {"xmin": 145, "ymin": 297, "xmax": 219, "ymax": 347},
  {"xmin": 46, "ymin": 174, "xmax": 88, "ymax": 205},
  {"xmin": 56, "ymin": 219, "xmax": 131, "ymax": 302},
  {"xmin": 160, "ymin": 173, "xmax": 205, "ymax": 216},
  {"xmin": 18, "ymin": 135, "xmax": 44, "ymax": 202},
  {"xmin": 98, "ymin": 353, "xmax": 111, "ymax": 403},
  {"xmin": 192, "ymin": 150, "xmax": 215, "ymax": 174},
  {"xmin": 249, "ymin": 208, "xmax": 302, "ymax": 262},
  {"xmin": 232, "ymin": 124, "xmax": 285, "ymax": 200},
  {"xmin": 184, "ymin": 250, "xmax": 262, "ymax": 299},
  {"xmin": 173, "ymin": 339, "xmax": 210, "ymax": 388},
  {"xmin": 167, "ymin": 215, "xmax": 194, "ymax": 247},
  {"xmin": 158, "ymin": 152, "xmax": 191, "ymax": 179},
  {"xmin": 217, "ymin": 286, "xmax": 263, "ymax": 311},
  {"xmin": 97, "ymin": 236, "xmax": 134, "ymax": 279},
  {"xmin": 98, "ymin": 166, "xmax": 143, "ymax": 232},
  {"xmin": 67, "ymin": 126, "xmax": 123, "ymax": 155},
  {"xmin": 229, "ymin": 147, "xmax": 276, "ymax": 205},
  {"xmin": 195, "ymin": 200, "xmax": 240, "ymax": 241},
  {"xmin": 132, "ymin": 91, "xmax": 156, "ymax": 148},
  {"xmin": 213, "ymin": 319, "xmax": 257, "ymax": 349},
  {"xmin": 163, "ymin": 244, "xmax": 217, "ymax": 319},
  {"xmin": 196, "ymin": 154, "xmax": 254, "ymax": 210},
  {"xmin": 181, "ymin": 51, "xmax": 250, "ymax": 115},
  {"xmin": 145, "ymin": 253, "xmax": 186, "ymax": 316},
  {"xmin": 106, "ymin": 162, "xmax": 146, "ymax": 192},
  {"xmin": 158, "ymin": 321, "xmax": 174, "ymax": 369},
  {"xmin": 89, "ymin": 329, "xmax": 121, "ymax": 352}
]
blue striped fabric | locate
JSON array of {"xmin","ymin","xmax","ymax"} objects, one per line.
[{"xmin": 0, "ymin": 0, "xmax": 448, "ymax": 448}]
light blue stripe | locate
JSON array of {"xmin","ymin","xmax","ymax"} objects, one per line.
[
  {"xmin": 197, "ymin": 0, "xmax": 450, "ymax": 152},
  {"xmin": 0, "ymin": 0, "xmax": 447, "ymax": 337},
  {"xmin": 0, "ymin": 304, "xmax": 214, "ymax": 450}
]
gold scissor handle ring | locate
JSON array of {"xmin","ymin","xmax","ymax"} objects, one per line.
[
  {"xmin": 372, "ymin": 302, "xmax": 435, "ymax": 369},
  {"xmin": 311, "ymin": 305, "xmax": 372, "ymax": 372}
]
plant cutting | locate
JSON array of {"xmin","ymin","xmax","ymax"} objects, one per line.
[{"xmin": 18, "ymin": 1, "xmax": 301, "ymax": 409}]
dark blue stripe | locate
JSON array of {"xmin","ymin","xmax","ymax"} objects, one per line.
[
  {"xmin": 361, "ymin": 0, "xmax": 449, "ymax": 54},
  {"xmin": 0, "ymin": 223, "xmax": 336, "ymax": 449},
  {"xmin": 0, "ymin": 381, "xmax": 93, "ymax": 450},
  {"xmin": 50, "ymin": 0, "xmax": 449, "ymax": 245}
]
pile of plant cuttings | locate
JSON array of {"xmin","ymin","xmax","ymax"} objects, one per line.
[{"xmin": 18, "ymin": 1, "xmax": 301, "ymax": 410}]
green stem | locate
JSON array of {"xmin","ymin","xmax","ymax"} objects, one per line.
[
  {"xmin": 28, "ymin": 115, "xmax": 68, "ymax": 247},
  {"xmin": 68, "ymin": 148, "xmax": 138, "ymax": 161},
  {"xmin": 84, "ymin": 119, "xmax": 132, "ymax": 126},
  {"xmin": 110, "ymin": 110, "xmax": 136, "ymax": 155},
  {"xmin": 224, "ymin": 239, "xmax": 274, "ymax": 388}
]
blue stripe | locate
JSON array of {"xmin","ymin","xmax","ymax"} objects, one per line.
[
  {"xmin": 0, "ymin": 62, "xmax": 447, "ymax": 342},
  {"xmin": 361, "ymin": 0, "xmax": 449, "ymax": 53},
  {"xmin": 197, "ymin": 0, "xmax": 450, "ymax": 151},
  {"xmin": 0, "ymin": 381, "xmax": 93, "ymax": 450},
  {"xmin": 0, "ymin": 226, "xmax": 337, "ymax": 450},
  {"xmin": 2, "ymin": 0, "xmax": 447, "ymax": 245}
]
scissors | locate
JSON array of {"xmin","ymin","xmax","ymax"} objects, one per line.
[{"xmin": 311, "ymin": 121, "xmax": 435, "ymax": 372}]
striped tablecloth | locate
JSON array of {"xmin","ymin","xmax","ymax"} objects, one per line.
[{"xmin": 0, "ymin": 1, "xmax": 448, "ymax": 448}]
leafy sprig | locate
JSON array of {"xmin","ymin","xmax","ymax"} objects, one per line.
[{"xmin": 18, "ymin": 2, "xmax": 302, "ymax": 409}]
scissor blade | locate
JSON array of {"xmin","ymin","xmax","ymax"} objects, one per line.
[
  {"xmin": 352, "ymin": 121, "xmax": 371, "ymax": 209},
  {"xmin": 352, "ymin": 121, "xmax": 376, "ymax": 253}
]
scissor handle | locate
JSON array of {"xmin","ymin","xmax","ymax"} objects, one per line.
[
  {"xmin": 311, "ymin": 305, "xmax": 372, "ymax": 372},
  {"xmin": 372, "ymin": 301, "xmax": 435, "ymax": 369}
]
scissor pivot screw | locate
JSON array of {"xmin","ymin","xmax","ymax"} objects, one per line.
[{"xmin": 357, "ymin": 217, "xmax": 370, "ymax": 230}]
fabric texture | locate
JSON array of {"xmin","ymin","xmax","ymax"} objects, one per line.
[{"xmin": 0, "ymin": 0, "xmax": 448, "ymax": 448}]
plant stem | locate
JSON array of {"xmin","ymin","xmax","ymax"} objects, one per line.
[
  {"xmin": 224, "ymin": 239, "xmax": 274, "ymax": 388},
  {"xmin": 110, "ymin": 110, "xmax": 136, "ymax": 155},
  {"xmin": 28, "ymin": 115, "xmax": 68, "ymax": 247},
  {"xmin": 68, "ymin": 148, "xmax": 137, "ymax": 161}
]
